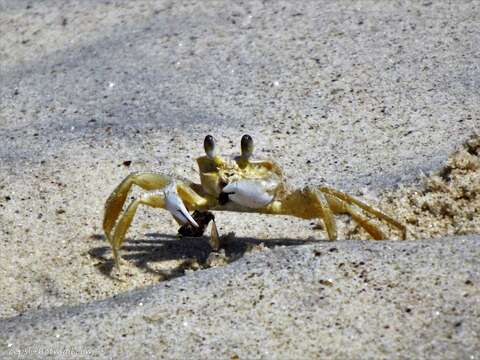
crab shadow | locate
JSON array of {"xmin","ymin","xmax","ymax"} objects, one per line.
[{"xmin": 88, "ymin": 233, "xmax": 322, "ymax": 280}]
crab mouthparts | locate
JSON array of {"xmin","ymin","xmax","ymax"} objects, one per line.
[{"xmin": 218, "ymin": 191, "xmax": 232, "ymax": 205}]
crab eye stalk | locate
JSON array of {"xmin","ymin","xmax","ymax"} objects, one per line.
[
  {"xmin": 204, "ymin": 135, "xmax": 216, "ymax": 158},
  {"xmin": 240, "ymin": 134, "xmax": 254, "ymax": 160}
]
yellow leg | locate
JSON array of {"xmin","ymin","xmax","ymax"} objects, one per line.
[
  {"xmin": 319, "ymin": 186, "xmax": 406, "ymax": 240},
  {"xmin": 344, "ymin": 206, "xmax": 386, "ymax": 240},
  {"xmin": 308, "ymin": 188, "xmax": 381, "ymax": 241},
  {"xmin": 103, "ymin": 172, "xmax": 171, "ymax": 244},
  {"xmin": 311, "ymin": 188, "xmax": 337, "ymax": 240},
  {"xmin": 111, "ymin": 192, "xmax": 166, "ymax": 268},
  {"xmin": 266, "ymin": 186, "xmax": 405, "ymax": 241},
  {"xmin": 262, "ymin": 188, "xmax": 338, "ymax": 240},
  {"xmin": 209, "ymin": 219, "xmax": 221, "ymax": 250},
  {"xmin": 104, "ymin": 172, "xmax": 209, "ymax": 268}
]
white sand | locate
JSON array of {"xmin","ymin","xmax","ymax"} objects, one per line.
[{"xmin": 1, "ymin": 0, "xmax": 479, "ymax": 358}]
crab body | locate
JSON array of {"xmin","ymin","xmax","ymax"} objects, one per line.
[
  {"xmin": 196, "ymin": 155, "xmax": 284, "ymax": 211},
  {"xmin": 103, "ymin": 135, "xmax": 406, "ymax": 268}
]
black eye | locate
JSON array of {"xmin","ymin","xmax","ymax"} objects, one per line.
[
  {"xmin": 241, "ymin": 134, "xmax": 254, "ymax": 159},
  {"xmin": 204, "ymin": 135, "xmax": 216, "ymax": 158}
]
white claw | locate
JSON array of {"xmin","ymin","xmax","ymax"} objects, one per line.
[
  {"xmin": 164, "ymin": 183, "xmax": 199, "ymax": 227},
  {"xmin": 223, "ymin": 180, "xmax": 274, "ymax": 209}
]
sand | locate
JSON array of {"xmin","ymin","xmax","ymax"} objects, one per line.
[{"xmin": 1, "ymin": 0, "xmax": 479, "ymax": 358}]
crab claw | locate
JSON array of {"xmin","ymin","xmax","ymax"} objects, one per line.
[
  {"xmin": 222, "ymin": 180, "xmax": 274, "ymax": 209},
  {"xmin": 164, "ymin": 183, "xmax": 199, "ymax": 227}
]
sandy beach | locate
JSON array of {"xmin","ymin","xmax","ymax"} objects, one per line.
[{"xmin": 1, "ymin": 0, "xmax": 479, "ymax": 358}]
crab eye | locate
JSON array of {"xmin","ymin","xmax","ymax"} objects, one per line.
[
  {"xmin": 241, "ymin": 134, "xmax": 254, "ymax": 159},
  {"xmin": 204, "ymin": 135, "xmax": 216, "ymax": 158}
]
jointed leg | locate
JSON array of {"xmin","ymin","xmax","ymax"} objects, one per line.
[
  {"xmin": 274, "ymin": 186, "xmax": 405, "ymax": 241},
  {"xmin": 264, "ymin": 188, "xmax": 338, "ymax": 240},
  {"xmin": 343, "ymin": 206, "xmax": 386, "ymax": 240},
  {"xmin": 319, "ymin": 186, "xmax": 406, "ymax": 239},
  {"xmin": 311, "ymin": 188, "xmax": 337, "ymax": 240},
  {"xmin": 104, "ymin": 173, "xmax": 209, "ymax": 267},
  {"xmin": 111, "ymin": 192, "xmax": 166, "ymax": 268},
  {"xmin": 103, "ymin": 172, "xmax": 171, "ymax": 244}
]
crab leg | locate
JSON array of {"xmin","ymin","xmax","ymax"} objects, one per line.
[
  {"xmin": 311, "ymin": 188, "xmax": 337, "ymax": 240},
  {"xmin": 264, "ymin": 185, "xmax": 404, "ymax": 241},
  {"xmin": 345, "ymin": 207, "xmax": 386, "ymax": 240},
  {"xmin": 110, "ymin": 191, "xmax": 166, "ymax": 268},
  {"xmin": 104, "ymin": 174, "xmax": 208, "ymax": 268},
  {"xmin": 103, "ymin": 172, "xmax": 171, "ymax": 244},
  {"xmin": 318, "ymin": 186, "xmax": 406, "ymax": 239}
]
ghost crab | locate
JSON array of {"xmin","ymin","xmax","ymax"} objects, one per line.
[{"xmin": 103, "ymin": 135, "xmax": 406, "ymax": 268}]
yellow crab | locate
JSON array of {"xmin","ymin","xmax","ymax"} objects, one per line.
[{"xmin": 103, "ymin": 135, "xmax": 406, "ymax": 268}]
